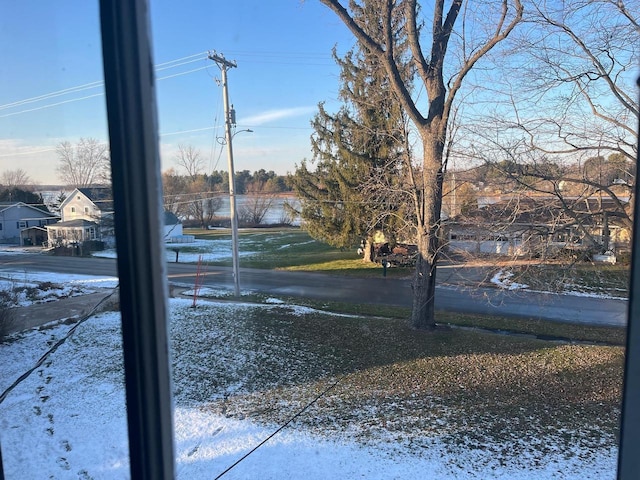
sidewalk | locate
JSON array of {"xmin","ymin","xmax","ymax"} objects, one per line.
[{"xmin": 5, "ymin": 291, "xmax": 115, "ymax": 336}]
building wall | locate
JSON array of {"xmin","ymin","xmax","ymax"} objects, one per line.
[
  {"xmin": 47, "ymin": 226, "xmax": 97, "ymax": 247},
  {"xmin": 62, "ymin": 192, "xmax": 102, "ymax": 222},
  {"xmin": 0, "ymin": 205, "xmax": 58, "ymax": 244}
]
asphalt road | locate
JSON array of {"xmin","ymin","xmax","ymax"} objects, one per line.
[{"xmin": 0, "ymin": 252, "xmax": 628, "ymax": 328}]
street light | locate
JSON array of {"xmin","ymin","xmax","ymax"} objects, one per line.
[{"xmin": 223, "ymin": 126, "xmax": 253, "ymax": 297}]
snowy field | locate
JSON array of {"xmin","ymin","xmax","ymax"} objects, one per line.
[
  {"xmin": 92, "ymin": 238, "xmax": 258, "ymax": 264},
  {"xmin": 0, "ymin": 271, "xmax": 620, "ymax": 479}
]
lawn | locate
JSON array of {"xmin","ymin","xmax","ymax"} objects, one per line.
[
  {"xmin": 502, "ymin": 263, "xmax": 630, "ymax": 298},
  {"xmin": 185, "ymin": 228, "xmax": 413, "ymax": 278},
  {"xmin": 0, "ymin": 295, "xmax": 623, "ymax": 478}
]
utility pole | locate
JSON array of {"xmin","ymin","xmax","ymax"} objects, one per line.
[{"xmin": 208, "ymin": 51, "xmax": 241, "ymax": 297}]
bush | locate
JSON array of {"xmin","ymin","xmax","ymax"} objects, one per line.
[
  {"xmin": 0, "ymin": 299, "xmax": 16, "ymax": 340},
  {"xmin": 83, "ymin": 240, "xmax": 105, "ymax": 253}
]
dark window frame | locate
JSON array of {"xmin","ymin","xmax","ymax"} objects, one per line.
[{"xmin": 98, "ymin": 1, "xmax": 175, "ymax": 478}]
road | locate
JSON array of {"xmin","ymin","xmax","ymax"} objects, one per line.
[{"xmin": 0, "ymin": 252, "xmax": 628, "ymax": 328}]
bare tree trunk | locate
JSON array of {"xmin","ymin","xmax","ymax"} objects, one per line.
[
  {"xmin": 410, "ymin": 135, "xmax": 445, "ymax": 330},
  {"xmin": 363, "ymin": 237, "xmax": 375, "ymax": 263}
]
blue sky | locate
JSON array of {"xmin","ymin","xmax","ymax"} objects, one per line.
[{"xmin": 0, "ymin": 1, "xmax": 356, "ymax": 184}]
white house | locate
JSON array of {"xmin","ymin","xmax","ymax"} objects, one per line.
[
  {"xmin": 46, "ymin": 187, "xmax": 114, "ymax": 248},
  {"xmin": 47, "ymin": 187, "xmax": 185, "ymax": 248},
  {"xmin": 163, "ymin": 211, "xmax": 184, "ymax": 240},
  {"xmin": 0, "ymin": 202, "xmax": 59, "ymax": 245}
]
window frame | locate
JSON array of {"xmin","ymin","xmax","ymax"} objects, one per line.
[{"xmin": 98, "ymin": 1, "xmax": 175, "ymax": 478}]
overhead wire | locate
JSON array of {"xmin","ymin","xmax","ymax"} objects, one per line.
[
  {"xmin": 0, "ymin": 49, "xmax": 326, "ymax": 160},
  {"xmin": 0, "ymin": 51, "xmax": 209, "ymax": 112},
  {"xmin": 0, "ymin": 80, "xmax": 104, "ymax": 111},
  {"xmin": 0, "ymin": 49, "xmax": 332, "ymax": 116},
  {"xmin": 0, "ymin": 93, "xmax": 104, "ymax": 119},
  {"xmin": 0, "ymin": 52, "xmax": 211, "ymax": 118},
  {"xmin": 213, "ymin": 375, "xmax": 344, "ymax": 480}
]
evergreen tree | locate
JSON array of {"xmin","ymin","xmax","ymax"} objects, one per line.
[
  {"xmin": 290, "ymin": 4, "xmax": 412, "ymax": 261},
  {"xmin": 0, "ymin": 187, "xmax": 49, "ymax": 212}
]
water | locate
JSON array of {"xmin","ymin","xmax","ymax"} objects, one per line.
[{"xmin": 215, "ymin": 195, "xmax": 301, "ymax": 225}]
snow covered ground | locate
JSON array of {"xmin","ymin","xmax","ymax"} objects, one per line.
[
  {"xmin": 0, "ymin": 272, "xmax": 619, "ymax": 479},
  {"xmin": 93, "ymin": 238, "xmax": 258, "ymax": 264}
]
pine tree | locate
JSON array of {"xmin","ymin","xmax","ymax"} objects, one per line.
[{"xmin": 290, "ymin": 5, "xmax": 412, "ymax": 262}]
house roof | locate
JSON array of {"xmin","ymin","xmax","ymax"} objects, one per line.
[
  {"xmin": 454, "ymin": 196, "xmax": 630, "ymax": 228},
  {"xmin": 47, "ymin": 219, "xmax": 99, "ymax": 228},
  {"xmin": 0, "ymin": 201, "xmax": 58, "ymax": 217},
  {"xmin": 164, "ymin": 210, "xmax": 181, "ymax": 225},
  {"xmin": 64, "ymin": 187, "xmax": 114, "ymax": 212}
]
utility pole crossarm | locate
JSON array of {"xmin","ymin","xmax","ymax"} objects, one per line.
[{"xmin": 207, "ymin": 51, "xmax": 237, "ymax": 70}]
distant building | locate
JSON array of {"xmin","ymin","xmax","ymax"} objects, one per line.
[
  {"xmin": 0, "ymin": 202, "xmax": 59, "ymax": 245},
  {"xmin": 46, "ymin": 187, "xmax": 184, "ymax": 248},
  {"xmin": 446, "ymin": 196, "xmax": 631, "ymax": 257},
  {"xmin": 46, "ymin": 187, "xmax": 114, "ymax": 248},
  {"xmin": 163, "ymin": 211, "xmax": 184, "ymax": 240}
]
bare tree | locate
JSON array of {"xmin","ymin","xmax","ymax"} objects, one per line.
[
  {"xmin": 321, "ymin": 0, "xmax": 523, "ymax": 329},
  {"xmin": 174, "ymin": 144, "xmax": 204, "ymax": 181},
  {"xmin": 184, "ymin": 177, "xmax": 222, "ymax": 228},
  {"xmin": 162, "ymin": 168, "xmax": 189, "ymax": 218},
  {"xmin": 172, "ymin": 144, "xmax": 220, "ymax": 227},
  {"xmin": 0, "ymin": 169, "xmax": 33, "ymax": 188},
  {"xmin": 468, "ymin": 0, "xmax": 638, "ymax": 256},
  {"xmin": 509, "ymin": 0, "xmax": 639, "ymax": 165},
  {"xmin": 239, "ymin": 183, "xmax": 275, "ymax": 226},
  {"xmin": 56, "ymin": 138, "xmax": 110, "ymax": 187}
]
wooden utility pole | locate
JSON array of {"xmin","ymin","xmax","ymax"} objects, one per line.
[{"xmin": 208, "ymin": 51, "xmax": 241, "ymax": 297}]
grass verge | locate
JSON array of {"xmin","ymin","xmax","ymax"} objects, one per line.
[
  {"xmin": 507, "ymin": 263, "xmax": 629, "ymax": 297},
  {"xmin": 169, "ymin": 299, "xmax": 623, "ymax": 467},
  {"xmin": 190, "ymin": 289, "xmax": 626, "ymax": 346}
]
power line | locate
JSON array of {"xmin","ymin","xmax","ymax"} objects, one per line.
[
  {"xmin": 154, "ymin": 51, "xmax": 208, "ymax": 68},
  {"xmin": 213, "ymin": 375, "xmax": 343, "ymax": 480},
  {"xmin": 0, "ymin": 52, "xmax": 211, "ymax": 117},
  {"xmin": 0, "ymin": 93, "xmax": 104, "ymax": 119},
  {"xmin": 0, "ymin": 52, "xmax": 208, "ymax": 111},
  {"xmin": 0, "ymin": 50, "xmax": 332, "ymax": 115},
  {"xmin": 156, "ymin": 66, "xmax": 209, "ymax": 81},
  {"xmin": 0, "ymin": 80, "xmax": 104, "ymax": 111}
]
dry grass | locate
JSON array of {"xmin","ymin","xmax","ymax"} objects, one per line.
[{"xmin": 169, "ymin": 301, "xmax": 623, "ymax": 465}]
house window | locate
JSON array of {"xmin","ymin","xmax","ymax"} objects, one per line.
[
  {"xmin": 17, "ymin": 221, "xmax": 26, "ymax": 229},
  {"xmin": 85, "ymin": 207, "xmax": 90, "ymax": 214},
  {"xmin": 0, "ymin": 222, "xmax": 2, "ymax": 230},
  {"xmin": 71, "ymin": 207, "xmax": 76, "ymax": 213}
]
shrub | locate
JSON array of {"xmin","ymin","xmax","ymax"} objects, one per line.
[{"xmin": 0, "ymin": 299, "xmax": 16, "ymax": 340}]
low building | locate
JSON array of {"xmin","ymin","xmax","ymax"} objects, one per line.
[
  {"xmin": 0, "ymin": 202, "xmax": 59, "ymax": 245},
  {"xmin": 446, "ymin": 196, "xmax": 631, "ymax": 258},
  {"xmin": 46, "ymin": 219, "xmax": 100, "ymax": 248},
  {"xmin": 163, "ymin": 211, "xmax": 184, "ymax": 240},
  {"xmin": 46, "ymin": 187, "xmax": 114, "ymax": 248}
]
